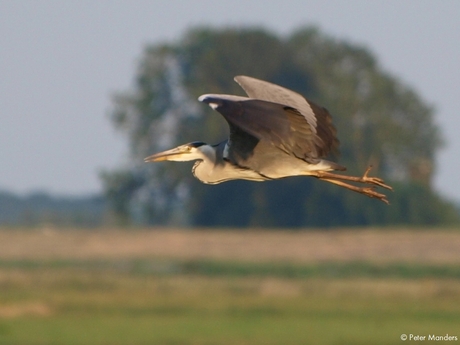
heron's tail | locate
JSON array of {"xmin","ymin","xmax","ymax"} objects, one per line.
[
  {"xmin": 310, "ymin": 159, "xmax": 346, "ymax": 172},
  {"xmin": 330, "ymin": 161, "xmax": 346, "ymax": 171}
]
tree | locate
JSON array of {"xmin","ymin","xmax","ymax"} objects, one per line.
[{"xmin": 102, "ymin": 26, "xmax": 459, "ymax": 227}]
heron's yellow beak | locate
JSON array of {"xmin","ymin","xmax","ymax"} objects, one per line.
[{"xmin": 144, "ymin": 145, "xmax": 192, "ymax": 162}]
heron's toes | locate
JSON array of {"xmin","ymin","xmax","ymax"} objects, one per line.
[
  {"xmin": 362, "ymin": 187, "xmax": 390, "ymax": 205},
  {"xmin": 363, "ymin": 177, "xmax": 393, "ymax": 191},
  {"xmin": 361, "ymin": 166, "xmax": 393, "ymax": 190}
]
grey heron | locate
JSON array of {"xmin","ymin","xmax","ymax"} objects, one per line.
[{"xmin": 145, "ymin": 76, "xmax": 392, "ymax": 204}]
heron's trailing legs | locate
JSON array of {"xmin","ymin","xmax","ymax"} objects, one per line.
[
  {"xmin": 312, "ymin": 166, "xmax": 393, "ymax": 204},
  {"xmin": 316, "ymin": 166, "xmax": 393, "ymax": 190}
]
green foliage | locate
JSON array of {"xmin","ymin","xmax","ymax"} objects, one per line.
[{"xmin": 102, "ymin": 26, "xmax": 458, "ymax": 227}]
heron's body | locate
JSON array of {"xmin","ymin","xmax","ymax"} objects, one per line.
[
  {"xmin": 145, "ymin": 76, "xmax": 392, "ymax": 203},
  {"xmin": 192, "ymin": 140, "xmax": 343, "ymax": 184}
]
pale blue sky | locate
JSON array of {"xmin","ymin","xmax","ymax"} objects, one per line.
[{"xmin": 1, "ymin": 0, "xmax": 459, "ymax": 200}]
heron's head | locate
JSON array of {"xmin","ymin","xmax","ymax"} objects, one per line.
[{"xmin": 144, "ymin": 141, "xmax": 211, "ymax": 163}]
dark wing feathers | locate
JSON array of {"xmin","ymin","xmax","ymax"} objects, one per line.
[
  {"xmin": 207, "ymin": 96, "xmax": 320, "ymax": 161},
  {"xmin": 226, "ymin": 124, "xmax": 259, "ymax": 162},
  {"xmin": 234, "ymin": 75, "xmax": 339, "ymax": 157},
  {"xmin": 199, "ymin": 75, "xmax": 340, "ymax": 164},
  {"xmin": 234, "ymin": 75, "xmax": 318, "ymax": 130},
  {"xmin": 305, "ymin": 101, "xmax": 340, "ymax": 157}
]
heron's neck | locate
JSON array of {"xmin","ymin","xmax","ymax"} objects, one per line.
[
  {"xmin": 192, "ymin": 144, "xmax": 229, "ymax": 184},
  {"xmin": 192, "ymin": 157, "xmax": 222, "ymax": 184},
  {"xmin": 192, "ymin": 143, "xmax": 265, "ymax": 184}
]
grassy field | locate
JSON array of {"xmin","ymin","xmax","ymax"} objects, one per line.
[{"xmin": 0, "ymin": 227, "xmax": 459, "ymax": 345}]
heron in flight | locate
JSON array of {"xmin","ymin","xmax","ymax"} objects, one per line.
[{"xmin": 145, "ymin": 76, "xmax": 392, "ymax": 204}]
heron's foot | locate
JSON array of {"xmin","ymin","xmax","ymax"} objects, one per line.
[
  {"xmin": 361, "ymin": 166, "xmax": 393, "ymax": 191},
  {"xmin": 360, "ymin": 186, "xmax": 390, "ymax": 205},
  {"xmin": 313, "ymin": 167, "xmax": 393, "ymax": 204}
]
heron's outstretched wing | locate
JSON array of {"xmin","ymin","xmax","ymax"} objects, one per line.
[
  {"xmin": 234, "ymin": 75, "xmax": 339, "ymax": 157},
  {"xmin": 199, "ymin": 94, "xmax": 328, "ymax": 164}
]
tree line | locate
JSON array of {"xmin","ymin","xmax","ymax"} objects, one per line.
[{"xmin": 0, "ymin": 190, "xmax": 106, "ymax": 227}]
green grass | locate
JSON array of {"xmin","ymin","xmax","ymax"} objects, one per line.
[
  {"xmin": 1, "ymin": 260, "xmax": 460, "ymax": 344},
  {"xmin": 2, "ymin": 258, "xmax": 460, "ymax": 279}
]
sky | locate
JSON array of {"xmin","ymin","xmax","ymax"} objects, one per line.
[{"xmin": 1, "ymin": 0, "xmax": 459, "ymax": 201}]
